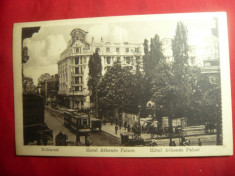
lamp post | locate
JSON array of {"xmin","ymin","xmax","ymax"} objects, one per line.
[
  {"xmin": 95, "ymin": 73, "xmax": 101, "ymax": 119},
  {"xmin": 138, "ymin": 105, "xmax": 141, "ymax": 127},
  {"xmin": 95, "ymin": 88, "xmax": 99, "ymax": 118},
  {"xmin": 209, "ymin": 75, "xmax": 222, "ymax": 145},
  {"xmin": 70, "ymin": 87, "xmax": 75, "ymax": 109}
]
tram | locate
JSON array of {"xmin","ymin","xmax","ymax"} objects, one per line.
[
  {"xmin": 64, "ymin": 110, "xmax": 90, "ymax": 132},
  {"xmin": 63, "ymin": 109, "xmax": 102, "ymax": 133}
]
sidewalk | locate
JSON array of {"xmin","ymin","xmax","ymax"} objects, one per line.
[
  {"xmin": 101, "ymin": 122, "xmax": 151, "ymax": 140},
  {"xmin": 45, "ymin": 105, "xmax": 66, "ymax": 115}
]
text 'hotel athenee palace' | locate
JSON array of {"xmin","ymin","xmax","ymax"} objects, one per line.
[{"xmin": 57, "ymin": 28, "xmax": 144, "ymax": 110}]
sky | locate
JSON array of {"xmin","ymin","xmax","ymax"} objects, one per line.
[{"xmin": 23, "ymin": 15, "xmax": 217, "ymax": 85}]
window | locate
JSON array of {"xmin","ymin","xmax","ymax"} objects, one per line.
[
  {"xmin": 116, "ymin": 48, "xmax": 120, "ymax": 52},
  {"xmin": 75, "ymin": 77, "xmax": 79, "ymax": 84},
  {"xmin": 135, "ymin": 48, "xmax": 139, "ymax": 52},
  {"xmin": 126, "ymin": 57, "xmax": 130, "ymax": 64},
  {"xmin": 75, "ymin": 57, "xmax": 79, "ymax": 65},
  {"xmin": 106, "ymin": 56, "xmax": 111, "ymax": 64},
  {"xmin": 83, "ymin": 119, "xmax": 88, "ymax": 125},
  {"xmin": 75, "ymin": 86, "xmax": 79, "ymax": 91},
  {"xmin": 126, "ymin": 48, "xmax": 129, "ymax": 52},
  {"xmin": 75, "ymin": 76, "xmax": 82, "ymax": 84},
  {"xmin": 75, "ymin": 67, "xmax": 79, "ymax": 74},
  {"xmin": 106, "ymin": 47, "xmax": 110, "ymax": 52},
  {"xmin": 75, "ymin": 57, "xmax": 83, "ymax": 64},
  {"xmin": 117, "ymin": 57, "xmax": 121, "ymax": 63},
  {"xmin": 75, "ymin": 47, "xmax": 81, "ymax": 53}
]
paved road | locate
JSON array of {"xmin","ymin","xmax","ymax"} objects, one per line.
[
  {"xmin": 45, "ymin": 108, "xmax": 120, "ymax": 146},
  {"xmin": 45, "ymin": 108, "xmax": 76, "ymax": 145},
  {"xmin": 45, "ymin": 107, "xmax": 217, "ymax": 146},
  {"xmin": 100, "ymin": 121, "xmax": 216, "ymax": 146}
]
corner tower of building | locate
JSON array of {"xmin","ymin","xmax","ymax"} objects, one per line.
[{"xmin": 58, "ymin": 28, "xmax": 92, "ymax": 109}]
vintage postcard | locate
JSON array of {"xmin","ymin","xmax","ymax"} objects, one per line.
[{"xmin": 13, "ymin": 12, "xmax": 233, "ymax": 157}]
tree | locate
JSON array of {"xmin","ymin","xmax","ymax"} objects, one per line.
[
  {"xmin": 150, "ymin": 22, "xmax": 192, "ymax": 134},
  {"xmin": 169, "ymin": 22, "xmax": 192, "ymax": 129},
  {"xmin": 189, "ymin": 73, "xmax": 221, "ymax": 125},
  {"xmin": 142, "ymin": 35, "xmax": 165, "ymax": 117},
  {"xmin": 143, "ymin": 39, "xmax": 150, "ymax": 77},
  {"xmin": 171, "ymin": 22, "xmax": 189, "ymax": 67},
  {"xmin": 88, "ymin": 48, "xmax": 102, "ymax": 116},
  {"xmin": 143, "ymin": 35, "xmax": 165, "ymax": 79},
  {"xmin": 97, "ymin": 62, "xmax": 145, "ymax": 120},
  {"xmin": 88, "ymin": 48, "xmax": 102, "ymax": 101}
]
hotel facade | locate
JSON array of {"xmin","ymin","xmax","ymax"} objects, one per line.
[{"xmin": 57, "ymin": 28, "xmax": 144, "ymax": 109}]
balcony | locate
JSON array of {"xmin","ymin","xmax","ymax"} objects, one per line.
[
  {"xmin": 68, "ymin": 91, "xmax": 85, "ymax": 96},
  {"xmin": 73, "ymin": 73, "xmax": 83, "ymax": 76},
  {"xmin": 71, "ymin": 83, "xmax": 83, "ymax": 86}
]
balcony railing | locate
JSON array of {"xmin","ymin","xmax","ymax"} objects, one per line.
[
  {"xmin": 73, "ymin": 73, "xmax": 83, "ymax": 76},
  {"xmin": 71, "ymin": 83, "xmax": 83, "ymax": 86},
  {"xmin": 68, "ymin": 91, "xmax": 84, "ymax": 96}
]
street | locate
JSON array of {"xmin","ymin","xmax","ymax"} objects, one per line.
[
  {"xmin": 45, "ymin": 107, "xmax": 120, "ymax": 146},
  {"xmin": 101, "ymin": 122, "xmax": 216, "ymax": 146},
  {"xmin": 44, "ymin": 106, "xmax": 216, "ymax": 147}
]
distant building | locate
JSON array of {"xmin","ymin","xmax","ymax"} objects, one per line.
[
  {"xmin": 37, "ymin": 74, "xmax": 59, "ymax": 105},
  {"xmin": 201, "ymin": 18, "xmax": 220, "ymax": 76},
  {"xmin": 201, "ymin": 59, "xmax": 220, "ymax": 74},
  {"xmin": 57, "ymin": 28, "xmax": 144, "ymax": 109},
  {"xmin": 23, "ymin": 76, "xmax": 36, "ymax": 94},
  {"xmin": 47, "ymin": 74, "xmax": 59, "ymax": 103}
]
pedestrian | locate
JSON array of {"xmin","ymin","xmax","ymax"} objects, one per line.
[
  {"xmin": 180, "ymin": 136, "xmax": 186, "ymax": 146},
  {"xmin": 198, "ymin": 138, "xmax": 202, "ymax": 146},
  {"xmin": 124, "ymin": 121, "xmax": 127, "ymax": 130},
  {"xmin": 150, "ymin": 139, "xmax": 157, "ymax": 146},
  {"xmin": 119, "ymin": 121, "xmax": 122, "ymax": 130},
  {"xmin": 205, "ymin": 122, "xmax": 209, "ymax": 133},
  {"xmin": 85, "ymin": 139, "xmax": 93, "ymax": 146},
  {"xmin": 169, "ymin": 140, "xmax": 176, "ymax": 146},
  {"xmin": 127, "ymin": 124, "xmax": 130, "ymax": 132},
  {"xmin": 42, "ymin": 132, "xmax": 48, "ymax": 146},
  {"xmin": 111, "ymin": 118, "xmax": 113, "ymax": 125},
  {"xmin": 76, "ymin": 133, "xmax": 80, "ymax": 145},
  {"xmin": 115, "ymin": 125, "xmax": 118, "ymax": 134}
]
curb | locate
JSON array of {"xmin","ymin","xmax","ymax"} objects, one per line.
[{"xmin": 101, "ymin": 129, "xmax": 121, "ymax": 139}]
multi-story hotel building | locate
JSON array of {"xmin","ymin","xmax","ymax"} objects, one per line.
[{"xmin": 57, "ymin": 28, "xmax": 144, "ymax": 109}]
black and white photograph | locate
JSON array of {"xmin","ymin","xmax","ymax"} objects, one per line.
[{"xmin": 13, "ymin": 12, "xmax": 232, "ymax": 157}]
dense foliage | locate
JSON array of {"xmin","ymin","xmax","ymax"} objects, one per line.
[
  {"xmin": 95, "ymin": 21, "xmax": 221, "ymax": 132},
  {"xmin": 97, "ymin": 62, "xmax": 145, "ymax": 118},
  {"xmin": 88, "ymin": 48, "xmax": 102, "ymax": 103}
]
